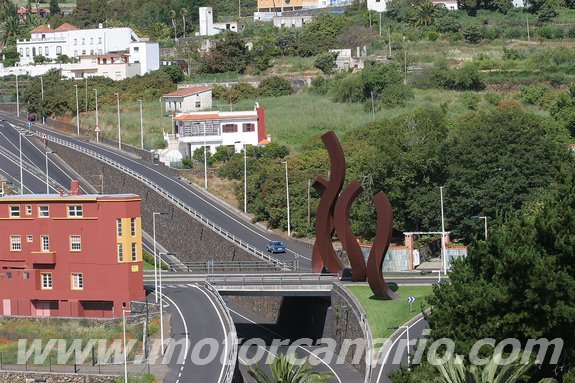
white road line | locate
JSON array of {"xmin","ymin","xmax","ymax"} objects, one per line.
[
  {"xmin": 190, "ymin": 283, "xmax": 229, "ymax": 383},
  {"xmin": 230, "ymin": 308, "xmax": 342, "ymax": 383},
  {"xmin": 160, "ymin": 293, "xmax": 190, "ymax": 381},
  {"xmin": 375, "ymin": 315, "xmax": 426, "ymax": 383}
]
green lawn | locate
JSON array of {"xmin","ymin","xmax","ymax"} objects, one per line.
[{"xmin": 346, "ymin": 285, "xmax": 433, "ymax": 341}]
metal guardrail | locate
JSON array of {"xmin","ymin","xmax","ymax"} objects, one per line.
[
  {"xmin": 176, "ymin": 260, "xmax": 296, "ymax": 273},
  {"xmin": 38, "ymin": 132, "xmax": 294, "ymax": 270},
  {"xmin": 202, "ymin": 281, "xmax": 238, "ymax": 383},
  {"xmin": 206, "ymin": 273, "xmax": 338, "ymax": 287}
]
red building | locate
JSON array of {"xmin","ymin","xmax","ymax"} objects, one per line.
[{"xmin": 0, "ymin": 181, "xmax": 145, "ymax": 318}]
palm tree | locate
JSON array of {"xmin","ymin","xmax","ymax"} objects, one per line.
[
  {"xmin": 413, "ymin": 0, "xmax": 436, "ymax": 27},
  {"xmin": 180, "ymin": 8, "xmax": 188, "ymax": 39},
  {"xmin": 248, "ymin": 354, "xmax": 333, "ymax": 383},
  {"xmin": 1, "ymin": 13, "xmax": 20, "ymax": 45},
  {"xmin": 169, "ymin": 9, "xmax": 177, "ymax": 44},
  {"xmin": 434, "ymin": 353, "xmax": 557, "ymax": 383}
]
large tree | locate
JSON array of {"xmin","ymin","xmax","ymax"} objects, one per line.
[{"xmin": 426, "ymin": 159, "xmax": 575, "ymax": 380}]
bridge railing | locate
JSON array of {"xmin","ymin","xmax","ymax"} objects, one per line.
[
  {"xmin": 174, "ymin": 260, "xmax": 296, "ymax": 273},
  {"xmin": 202, "ymin": 281, "xmax": 238, "ymax": 383},
  {"xmin": 206, "ymin": 273, "xmax": 338, "ymax": 287},
  {"xmin": 38, "ymin": 131, "xmax": 295, "ymax": 271}
]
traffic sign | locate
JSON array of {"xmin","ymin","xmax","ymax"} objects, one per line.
[
  {"xmin": 95, "ymin": 126, "xmax": 100, "ymax": 132},
  {"xmin": 407, "ymin": 296, "xmax": 416, "ymax": 303}
]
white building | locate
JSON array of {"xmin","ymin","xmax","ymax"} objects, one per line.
[
  {"xmin": 163, "ymin": 86, "xmax": 213, "ymax": 114},
  {"xmin": 198, "ymin": 7, "xmax": 240, "ymax": 36},
  {"xmin": 16, "ymin": 23, "xmax": 159, "ymax": 75},
  {"xmin": 367, "ymin": 0, "xmax": 388, "ymax": 12},
  {"xmin": 432, "ymin": 0, "xmax": 458, "ymax": 9},
  {"xmin": 163, "ymin": 104, "xmax": 269, "ymax": 162},
  {"xmin": 273, "ymin": 14, "xmax": 314, "ymax": 28}
]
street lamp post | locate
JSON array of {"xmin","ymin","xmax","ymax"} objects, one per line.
[
  {"xmin": 115, "ymin": 93, "xmax": 121, "ymax": 150},
  {"xmin": 74, "ymin": 84, "xmax": 80, "ymax": 136},
  {"xmin": 158, "ymin": 252, "xmax": 166, "ymax": 355},
  {"xmin": 94, "ymin": 89, "xmax": 99, "ymax": 143},
  {"xmin": 389, "ymin": 325, "xmax": 411, "ymax": 369},
  {"xmin": 152, "ymin": 212, "xmax": 167, "ymax": 303},
  {"xmin": 282, "ymin": 161, "xmax": 291, "ymax": 237},
  {"xmin": 243, "ymin": 145, "xmax": 247, "ymax": 214},
  {"xmin": 122, "ymin": 308, "xmax": 131, "ymax": 383},
  {"xmin": 138, "ymin": 99, "xmax": 144, "ymax": 150},
  {"xmin": 19, "ymin": 133, "xmax": 23, "ymax": 194},
  {"xmin": 45, "ymin": 151, "xmax": 56, "ymax": 194},
  {"xmin": 40, "ymin": 76, "xmax": 45, "ymax": 124},
  {"xmin": 203, "ymin": 122, "xmax": 208, "ymax": 189},
  {"xmin": 15, "ymin": 72, "xmax": 20, "ymax": 117},
  {"xmin": 440, "ymin": 186, "xmax": 447, "ymax": 275}
]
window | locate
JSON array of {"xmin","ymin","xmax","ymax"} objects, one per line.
[
  {"xmin": 117, "ymin": 243, "xmax": 124, "ymax": 262},
  {"xmin": 19, "ymin": 48, "xmax": 23, "ymax": 56},
  {"xmin": 195, "ymin": 101, "xmax": 201, "ymax": 108},
  {"xmin": 27, "ymin": 235, "xmax": 33, "ymax": 243},
  {"xmin": 133, "ymin": 46, "xmax": 139, "ymax": 52},
  {"xmin": 131, "ymin": 243, "xmax": 137, "ymax": 262},
  {"xmin": 90, "ymin": 37, "xmax": 93, "ymax": 44},
  {"xmin": 116, "ymin": 218, "xmax": 123, "ymax": 236},
  {"xmin": 40, "ymin": 235, "xmax": 50, "ymax": 252},
  {"xmin": 81, "ymin": 50, "xmax": 86, "ymax": 55},
  {"xmin": 98, "ymin": 37, "xmax": 102, "ymax": 44},
  {"xmin": 38, "ymin": 205, "xmax": 49, "ymax": 217},
  {"xmin": 71, "ymin": 273, "xmax": 83, "ymax": 290},
  {"xmin": 130, "ymin": 218, "xmax": 136, "ymax": 236},
  {"xmin": 70, "ymin": 235, "xmax": 81, "ymax": 251},
  {"xmin": 74, "ymin": 50, "xmax": 78, "ymax": 57},
  {"xmin": 222, "ymin": 124, "xmax": 237, "ymax": 133},
  {"xmin": 41, "ymin": 273, "xmax": 53, "ymax": 289},
  {"xmin": 23, "ymin": 272, "xmax": 30, "ymax": 280},
  {"xmin": 6, "ymin": 272, "xmax": 12, "ymax": 279},
  {"xmin": 41, "ymin": 34, "xmax": 46, "ymax": 39},
  {"xmin": 26, "ymin": 205, "xmax": 32, "ymax": 215},
  {"xmin": 10, "ymin": 206, "xmax": 20, "ymax": 217},
  {"xmin": 26, "ymin": 48, "xmax": 29, "ymax": 57},
  {"xmin": 56, "ymin": 46, "xmax": 62, "ymax": 55},
  {"xmin": 74, "ymin": 38, "xmax": 77, "ymax": 45},
  {"xmin": 81, "ymin": 38, "xmax": 85, "ymax": 45},
  {"xmin": 68, "ymin": 205, "xmax": 83, "ymax": 217},
  {"xmin": 10, "ymin": 235, "xmax": 21, "ymax": 251},
  {"xmin": 90, "ymin": 49, "xmax": 94, "ymax": 55},
  {"xmin": 45, "ymin": 47, "xmax": 49, "ymax": 55},
  {"xmin": 243, "ymin": 123, "xmax": 255, "ymax": 132}
]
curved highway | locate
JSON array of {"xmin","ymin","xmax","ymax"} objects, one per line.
[{"xmin": 0, "ymin": 113, "xmax": 312, "ymax": 270}]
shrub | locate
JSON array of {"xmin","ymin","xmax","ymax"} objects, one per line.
[
  {"xmin": 427, "ymin": 31, "xmax": 439, "ymax": 41},
  {"xmin": 258, "ymin": 76, "xmax": 294, "ymax": 97},
  {"xmin": 310, "ymin": 76, "xmax": 330, "ymax": 95},
  {"xmin": 463, "ymin": 25, "xmax": 483, "ymax": 44},
  {"xmin": 520, "ymin": 84, "xmax": 549, "ymax": 105},
  {"xmin": 484, "ymin": 92, "xmax": 502, "ymax": 106}
]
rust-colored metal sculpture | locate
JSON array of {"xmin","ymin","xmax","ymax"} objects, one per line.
[
  {"xmin": 367, "ymin": 192, "xmax": 398, "ymax": 300},
  {"xmin": 334, "ymin": 181, "xmax": 366, "ymax": 282},
  {"xmin": 312, "ymin": 132, "xmax": 345, "ymax": 274},
  {"xmin": 313, "ymin": 131, "xmax": 396, "ymax": 299}
]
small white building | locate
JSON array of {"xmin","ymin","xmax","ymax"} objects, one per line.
[
  {"xmin": 367, "ymin": 0, "xmax": 387, "ymax": 12},
  {"xmin": 129, "ymin": 40, "xmax": 160, "ymax": 73},
  {"xmin": 273, "ymin": 14, "xmax": 314, "ymax": 28},
  {"xmin": 166, "ymin": 104, "xmax": 269, "ymax": 161},
  {"xmin": 198, "ymin": 7, "xmax": 240, "ymax": 36},
  {"xmin": 163, "ymin": 86, "xmax": 213, "ymax": 114},
  {"xmin": 432, "ymin": 0, "xmax": 458, "ymax": 9}
]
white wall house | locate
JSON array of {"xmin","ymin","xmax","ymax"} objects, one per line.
[
  {"xmin": 367, "ymin": 0, "xmax": 388, "ymax": 12},
  {"xmin": 163, "ymin": 86, "xmax": 213, "ymax": 114},
  {"xmin": 273, "ymin": 15, "xmax": 314, "ymax": 28},
  {"xmin": 163, "ymin": 104, "xmax": 269, "ymax": 162},
  {"xmin": 129, "ymin": 40, "xmax": 160, "ymax": 74},
  {"xmin": 432, "ymin": 0, "xmax": 458, "ymax": 9},
  {"xmin": 198, "ymin": 7, "xmax": 240, "ymax": 36}
]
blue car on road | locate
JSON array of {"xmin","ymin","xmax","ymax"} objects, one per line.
[{"xmin": 266, "ymin": 241, "xmax": 286, "ymax": 253}]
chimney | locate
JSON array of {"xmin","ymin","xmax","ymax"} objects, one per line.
[{"xmin": 69, "ymin": 180, "xmax": 81, "ymax": 196}]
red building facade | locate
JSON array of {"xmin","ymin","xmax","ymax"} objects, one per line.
[{"xmin": 0, "ymin": 181, "xmax": 145, "ymax": 318}]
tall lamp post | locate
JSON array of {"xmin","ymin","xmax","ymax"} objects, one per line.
[
  {"xmin": 40, "ymin": 76, "xmax": 45, "ymax": 124},
  {"xmin": 45, "ymin": 151, "xmax": 56, "ymax": 194},
  {"xmin": 138, "ymin": 99, "xmax": 144, "ymax": 150},
  {"xmin": 282, "ymin": 161, "xmax": 291, "ymax": 237},
  {"xmin": 74, "ymin": 84, "xmax": 80, "ymax": 136},
  {"xmin": 203, "ymin": 122, "xmax": 208, "ymax": 189},
  {"xmin": 94, "ymin": 89, "xmax": 99, "ymax": 143},
  {"xmin": 115, "ymin": 93, "xmax": 121, "ymax": 150},
  {"xmin": 19, "ymin": 133, "xmax": 23, "ymax": 194},
  {"xmin": 158, "ymin": 252, "xmax": 167, "ymax": 355},
  {"xmin": 15, "ymin": 72, "xmax": 20, "ymax": 117},
  {"xmin": 243, "ymin": 145, "xmax": 247, "ymax": 213},
  {"xmin": 152, "ymin": 212, "xmax": 167, "ymax": 303},
  {"xmin": 122, "ymin": 308, "xmax": 131, "ymax": 383},
  {"xmin": 389, "ymin": 325, "xmax": 411, "ymax": 369},
  {"xmin": 440, "ymin": 186, "xmax": 447, "ymax": 275}
]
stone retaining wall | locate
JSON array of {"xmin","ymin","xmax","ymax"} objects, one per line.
[
  {"xmin": 0, "ymin": 372, "xmax": 118, "ymax": 383},
  {"xmin": 46, "ymin": 139, "xmax": 257, "ymax": 264}
]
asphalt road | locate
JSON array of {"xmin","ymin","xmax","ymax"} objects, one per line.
[{"xmin": 0, "ymin": 112, "xmax": 313, "ymax": 271}]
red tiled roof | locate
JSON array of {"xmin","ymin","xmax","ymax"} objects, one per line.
[
  {"xmin": 164, "ymin": 85, "xmax": 213, "ymax": 98},
  {"xmin": 55, "ymin": 23, "xmax": 78, "ymax": 31},
  {"xmin": 31, "ymin": 24, "xmax": 52, "ymax": 33},
  {"xmin": 174, "ymin": 113, "xmax": 220, "ymax": 121},
  {"xmin": 259, "ymin": 138, "xmax": 270, "ymax": 145}
]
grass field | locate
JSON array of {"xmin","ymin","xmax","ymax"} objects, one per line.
[{"xmin": 346, "ymin": 285, "xmax": 433, "ymax": 341}]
